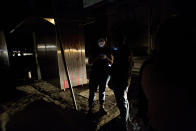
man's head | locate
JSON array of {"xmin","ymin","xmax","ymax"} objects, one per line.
[{"xmin": 98, "ymin": 38, "xmax": 106, "ymax": 47}]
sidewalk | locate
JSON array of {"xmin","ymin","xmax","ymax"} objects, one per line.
[{"xmin": 0, "ymin": 81, "xmax": 119, "ymax": 131}]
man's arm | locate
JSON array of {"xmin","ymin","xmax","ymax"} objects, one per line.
[{"xmin": 106, "ymin": 54, "xmax": 114, "ymax": 64}]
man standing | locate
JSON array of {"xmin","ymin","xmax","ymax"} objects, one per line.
[
  {"xmin": 88, "ymin": 37, "xmax": 113, "ymax": 115},
  {"xmin": 109, "ymin": 36, "xmax": 134, "ymax": 131}
]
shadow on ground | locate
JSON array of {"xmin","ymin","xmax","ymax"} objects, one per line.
[{"xmin": 6, "ymin": 100, "xmax": 94, "ymax": 131}]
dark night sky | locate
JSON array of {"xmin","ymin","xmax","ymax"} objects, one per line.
[
  {"xmin": 0, "ymin": 0, "xmax": 84, "ymax": 30},
  {"xmin": 1, "ymin": 0, "xmax": 196, "ymax": 50},
  {"xmin": 1, "ymin": 0, "xmax": 196, "ymax": 29}
]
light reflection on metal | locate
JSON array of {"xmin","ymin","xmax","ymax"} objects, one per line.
[
  {"xmin": 0, "ymin": 31, "xmax": 9, "ymax": 66},
  {"xmin": 36, "ymin": 23, "xmax": 60, "ymax": 86},
  {"xmin": 63, "ymin": 49, "xmax": 85, "ymax": 53},
  {"xmin": 32, "ymin": 32, "xmax": 42, "ymax": 80},
  {"xmin": 0, "ymin": 49, "xmax": 8, "ymax": 54},
  {"xmin": 37, "ymin": 45, "xmax": 46, "ymax": 49},
  {"xmin": 23, "ymin": 53, "xmax": 33, "ymax": 56},
  {"xmin": 9, "ymin": 19, "xmax": 25, "ymax": 34},
  {"xmin": 83, "ymin": 0, "xmax": 104, "ymax": 8},
  {"xmin": 37, "ymin": 45, "xmax": 56, "ymax": 49},
  {"xmin": 56, "ymin": 22, "xmax": 87, "ymax": 89},
  {"xmin": 43, "ymin": 18, "xmax": 55, "ymax": 25}
]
